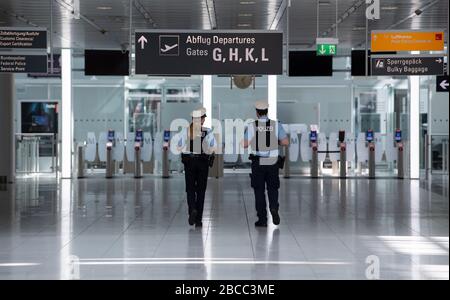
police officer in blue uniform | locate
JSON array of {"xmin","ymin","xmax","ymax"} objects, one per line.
[
  {"xmin": 178, "ymin": 108, "xmax": 217, "ymax": 227},
  {"xmin": 242, "ymin": 101, "xmax": 289, "ymax": 227}
]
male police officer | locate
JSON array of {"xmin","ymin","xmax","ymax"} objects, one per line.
[{"xmin": 242, "ymin": 101, "xmax": 289, "ymax": 227}]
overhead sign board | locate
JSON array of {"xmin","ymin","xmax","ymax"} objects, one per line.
[
  {"xmin": 134, "ymin": 30, "xmax": 283, "ymax": 75},
  {"xmin": 371, "ymin": 30, "xmax": 445, "ymax": 52},
  {"xmin": 316, "ymin": 44, "xmax": 337, "ymax": 56},
  {"xmin": 0, "ymin": 27, "xmax": 47, "ymax": 50},
  {"xmin": 316, "ymin": 38, "xmax": 338, "ymax": 56},
  {"xmin": 436, "ymin": 75, "xmax": 449, "ymax": 92},
  {"xmin": 371, "ymin": 55, "xmax": 444, "ymax": 76},
  {"xmin": 0, "ymin": 53, "xmax": 48, "ymax": 73}
]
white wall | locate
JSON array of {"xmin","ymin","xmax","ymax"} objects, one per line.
[{"xmin": 430, "ymin": 89, "xmax": 449, "ymax": 135}]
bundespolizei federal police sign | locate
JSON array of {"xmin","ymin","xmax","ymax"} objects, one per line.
[{"xmin": 134, "ymin": 30, "xmax": 283, "ymax": 75}]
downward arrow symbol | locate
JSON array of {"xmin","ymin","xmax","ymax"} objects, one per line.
[{"xmin": 319, "ymin": 45, "xmax": 326, "ymax": 55}]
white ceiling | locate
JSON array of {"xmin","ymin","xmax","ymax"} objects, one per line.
[{"xmin": 0, "ymin": 0, "xmax": 448, "ymax": 52}]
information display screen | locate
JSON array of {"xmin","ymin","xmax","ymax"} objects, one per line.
[
  {"xmin": 395, "ymin": 130, "xmax": 402, "ymax": 142},
  {"xmin": 85, "ymin": 50, "xmax": 129, "ymax": 76},
  {"xmin": 21, "ymin": 102, "xmax": 58, "ymax": 133},
  {"xmin": 309, "ymin": 131, "xmax": 317, "ymax": 142},
  {"xmin": 289, "ymin": 51, "xmax": 332, "ymax": 77},
  {"xmin": 366, "ymin": 130, "xmax": 374, "ymax": 142},
  {"xmin": 107, "ymin": 130, "xmax": 115, "ymax": 142},
  {"xmin": 163, "ymin": 130, "xmax": 171, "ymax": 143},
  {"xmin": 339, "ymin": 131, "xmax": 345, "ymax": 143},
  {"xmin": 135, "ymin": 130, "xmax": 143, "ymax": 143}
]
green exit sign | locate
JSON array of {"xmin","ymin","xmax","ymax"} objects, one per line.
[{"xmin": 317, "ymin": 44, "xmax": 337, "ymax": 56}]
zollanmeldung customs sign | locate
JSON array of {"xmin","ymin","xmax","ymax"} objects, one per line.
[
  {"xmin": 134, "ymin": 30, "xmax": 283, "ymax": 75},
  {"xmin": 371, "ymin": 55, "xmax": 445, "ymax": 76},
  {"xmin": 0, "ymin": 27, "xmax": 47, "ymax": 49}
]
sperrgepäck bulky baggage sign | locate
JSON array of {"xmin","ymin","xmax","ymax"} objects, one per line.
[
  {"xmin": 371, "ymin": 55, "xmax": 445, "ymax": 76},
  {"xmin": 134, "ymin": 30, "xmax": 283, "ymax": 75},
  {"xmin": 0, "ymin": 27, "xmax": 47, "ymax": 50}
]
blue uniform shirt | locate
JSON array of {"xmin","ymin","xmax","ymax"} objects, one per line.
[{"xmin": 244, "ymin": 116, "xmax": 287, "ymax": 157}]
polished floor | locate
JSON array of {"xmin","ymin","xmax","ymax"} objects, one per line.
[{"xmin": 0, "ymin": 174, "xmax": 448, "ymax": 280}]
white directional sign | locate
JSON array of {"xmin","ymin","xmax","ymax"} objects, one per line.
[
  {"xmin": 137, "ymin": 35, "xmax": 147, "ymax": 50},
  {"xmin": 371, "ymin": 55, "xmax": 445, "ymax": 76},
  {"xmin": 134, "ymin": 30, "xmax": 283, "ymax": 75},
  {"xmin": 436, "ymin": 75, "xmax": 449, "ymax": 92}
]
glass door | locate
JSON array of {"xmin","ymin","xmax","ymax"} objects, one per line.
[{"xmin": 212, "ymin": 75, "xmax": 268, "ymax": 173}]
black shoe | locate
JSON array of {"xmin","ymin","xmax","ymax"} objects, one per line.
[
  {"xmin": 255, "ymin": 220, "xmax": 267, "ymax": 227},
  {"xmin": 195, "ymin": 221, "xmax": 203, "ymax": 228},
  {"xmin": 188, "ymin": 210, "xmax": 198, "ymax": 226},
  {"xmin": 270, "ymin": 209, "xmax": 280, "ymax": 225}
]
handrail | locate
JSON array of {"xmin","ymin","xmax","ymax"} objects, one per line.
[{"xmin": 15, "ymin": 133, "xmax": 56, "ymax": 137}]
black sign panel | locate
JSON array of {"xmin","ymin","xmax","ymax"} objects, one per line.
[
  {"xmin": 436, "ymin": 75, "xmax": 449, "ymax": 92},
  {"xmin": 351, "ymin": 50, "xmax": 397, "ymax": 76},
  {"xmin": 135, "ymin": 30, "xmax": 283, "ymax": 75},
  {"xmin": 0, "ymin": 28, "xmax": 47, "ymax": 49},
  {"xmin": 28, "ymin": 54, "xmax": 61, "ymax": 78},
  {"xmin": 0, "ymin": 54, "xmax": 48, "ymax": 73},
  {"xmin": 371, "ymin": 55, "xmax": 444, "ymax": 76},
  {"xmin": 289, "ymin": 51, "xmax": 332, "ymax": 77}
]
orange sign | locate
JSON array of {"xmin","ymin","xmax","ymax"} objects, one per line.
[{"xmin": 371, "ymin": 31, "xmax": 444, "ymax": 52}]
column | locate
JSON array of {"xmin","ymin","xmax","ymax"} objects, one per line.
[
  {"xmin": 202, "ymin": 75, "xmax": 212, "ymax": 128},
  {"xmin": 61, "ymin": 48, "xmax": 73, "ymax": 179},
  {"xmin": 0, "ymin": 74, "xmax": 15, "ymax": 184},
  {"xmin": 409, "ymin": 76, "xmax": 420, "ymax": 179},
  {"xmin": 268, "ymin": 75, "xmax": 277, "ymax": 120}
]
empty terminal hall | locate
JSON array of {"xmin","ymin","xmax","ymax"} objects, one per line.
[{"xmin": 0, "ymin": 0, "xmax": 448, "ymax": 281}]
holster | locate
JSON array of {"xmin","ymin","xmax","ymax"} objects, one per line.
[
  {"xmin": 208, "ymin": 154, "xmax": 215, "ymax": 168},
  {"xmin": 181, "ymin": 153, "xmax": 191, "ymax": 165},
  {"xmin": 249, "ymin": 154, "xmax": 259, "ymax": 163},
  {"xmin": 277, "ymin": 155, "xmax": 286, "ymax": 170}
]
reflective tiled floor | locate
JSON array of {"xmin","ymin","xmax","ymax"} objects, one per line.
[{"xmin": 0, "ymin": 174, "xmax": 448, "ymax": 280}]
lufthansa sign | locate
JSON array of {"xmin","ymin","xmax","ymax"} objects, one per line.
[
  {"xmin": 371, "ymin": 55, "xmax": 445, "ymax": 76},
  {"xmin": 371, "ymin": 30, "xmax": 444, "ymax": 52},
  {"xmin": 134, "ymin": 30, "xmax": 283, "ymax": 75}
]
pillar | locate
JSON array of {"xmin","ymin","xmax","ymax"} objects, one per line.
[{"xmin": 0, "ymin": 74, "xmax": 15, "ymax": 184}]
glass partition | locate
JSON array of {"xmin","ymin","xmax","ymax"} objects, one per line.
[
  {"xmin": 277, "ymin": 74, "xmax": 352, "ymax": 176},
  {"xmin": 212, "ymin": 75, "xmax": 268, "ymax": 171}
]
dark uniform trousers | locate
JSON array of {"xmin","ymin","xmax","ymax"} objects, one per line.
[
  {"xmin": 250, "ymin": 160, "xmax": 280, "ymax": 222},
  {"xmin": 184, "ymin": 156, "xmax": 209, "ymax": 222}
]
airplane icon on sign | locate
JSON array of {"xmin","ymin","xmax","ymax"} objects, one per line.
[
  {"xmin": 159, "ymin": 35, "xmax": 180, "ymax": 56},
  {"xmin": 161, "ymin": 43, "xmax": 178, "ymax": 53}
]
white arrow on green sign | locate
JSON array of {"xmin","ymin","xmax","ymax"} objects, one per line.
[{"xmin": 317, "ymin": 44, "xmax": 337, "ymax": 56}]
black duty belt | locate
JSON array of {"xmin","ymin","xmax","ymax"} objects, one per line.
[{"xmin": 182, "ymin": 153, "xmax": 209, "ymax": 158}]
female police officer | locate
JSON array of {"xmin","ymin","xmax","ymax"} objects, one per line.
[{"xmin": 178, "ymin": 108, "xmax": 217, "ymax": 227}]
